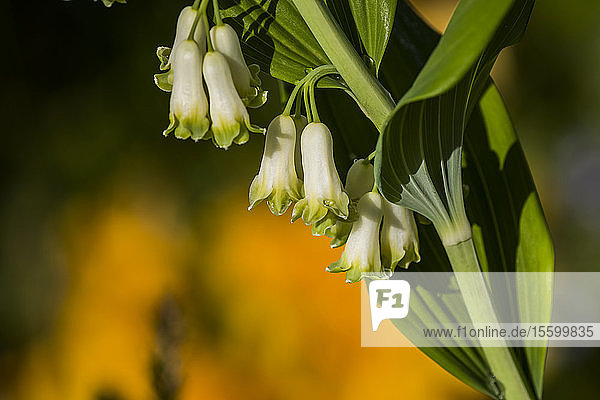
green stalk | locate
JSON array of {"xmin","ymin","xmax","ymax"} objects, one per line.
[
  {"xmin": 290, "ymin": 0, "xmax": 393, "ymax": 131},
  {"xmin": 446, "ymin": 239, "xmax": 533, "ymax": 400},
  {"xmin": 291, "ymin": 1, "xmax": 534, "ymax": 398}
]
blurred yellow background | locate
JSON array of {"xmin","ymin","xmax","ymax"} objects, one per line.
[{"xmin": 6, "ymin": 185, "xmax": 479, "ymax": 399}]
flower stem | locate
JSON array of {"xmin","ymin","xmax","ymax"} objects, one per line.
[
  {"xmin": 290, "ymin": 0, "xmax": 393, "ymax": 132},
  {"xmin": 303, "ymin": 85, "xmax": 311, "ymax": 122},
  {"xmin": 188, "ymin": 0, "xmax": 210, "ymax": 41},
  {"xmin": 445, "ymin": 239, "xmax": 533, "ymax": 400},
  {"xmin": 282, "ymin": 65, "xmax": 336, "ymax": 117},
  {"xmin": 308, "ymin": 80, "xmax": 319, "ymax": 122},
  {"xmin": 203, "ymin": 12, "xmax": 213, "ymax": 51},
  {"xmin": 212, "ymin": 0, "xmax": 223, "ymax": 25}
]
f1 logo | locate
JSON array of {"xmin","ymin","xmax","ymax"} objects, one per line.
[{"xmin": 369, "ymin": 280, "xmax": 411, "ymax": 331}]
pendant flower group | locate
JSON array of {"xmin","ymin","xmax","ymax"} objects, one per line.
[
  {"xmin": 156, "ymin": 2, "xmax": 421, "ymax": 283},
  {"xmin": 154, "ymin": 5, "xmax": 266, "ymax": 149},
  {"xmin": 249, "ymin": 116, "xmax": 420, "ymax": 283}
]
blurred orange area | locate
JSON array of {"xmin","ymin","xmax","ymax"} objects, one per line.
[{"xmin": 7, "ymin": 186, "xmax": 480, "ymax": 400}]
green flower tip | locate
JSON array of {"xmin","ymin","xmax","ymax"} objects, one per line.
[
  {"xmin": 311, "ymin": 212, "xmax": 337, "ymax": 236},
  {"xmin": 97, "ymin": 0, "xmax": 126, "ymax": 7},
  {"xmin": 292, "ymin": 198, "xmax": 329, "ymax": 226},
  {"xmin": 244, "ymin": 88, "xmax": 269, "ymax": 109},
  {"xmin": 164, "ymin": 114, "xmax": 210, "ymax": 141},
  {"xmin": 326, "ymin": 259, "xmax": 388, "ymax": 284},
  {"xmin": 154, "ymin": 71, "xmax": 173, "ymax": 93},
  {"xmin": 394, "ymin": 243, "xmax": 421, "ymax": 270},
  {"xmin": 211, "ymin": 122, "xmax": 249, "ymax": 150},
  {"xmin": 241, "ymin": 64, "xmax": 268, "ymax": 109},
  {"xmin": 323, "ymin": 197, "xmax": 350, "ymax": 219},
  {"xmin": 345, "ymin": 269, "xmax": 390, "ymax": 284},
  {"xmin": 325, "ymin": 221, "xmax": 352, "ymax": 248},
  {"xmin": 248, "ymin": 181, "xmax": 302, "ymax": 216},
  {"xmin": 156, "ymin": 46, "xmax": 172, "ymax": 71}
]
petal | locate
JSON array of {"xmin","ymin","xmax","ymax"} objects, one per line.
[
  {"xmin": 291, "ymin": 198, "xmax": 328, "ymax": 225},
  {"xmin": 311, "ymin": 212, "xmax": 338, "ymax": 236},
  {"xmin": 211, "ymin": 121, "xmax": 241, "ymax": 149},
  {"xmin": 325, "ymin": 220, "xmax": 352, "ymax": 248},
  {"xmin": 204, "ymin": 51, "xmax": 262, "ymax": 148},
  {"xmin": 301, "ymin": 123, "xmax": 349, "ymax": 218},
  {"xmin": 329, "ymin": 193, "xmax": 384, "ymax": 283},
  {"xmin": 380, "ymin": 200, "xmax": 421, "ymax": 271},
  {"xmin": 154, "ymin": 70, "xmax": 174, "ymax": 92},
  {"xmin": 326, "ymin": 257, "xmax": 351, "ymax": 273},
  {"xmin": 156, "ymin": 46, "xmax": 172, "ymax": 71},
  {"xmin": 210, "ymin": 24, "xmax": 254, "ymax": 98},
  {"xmin": 248, "ymin": 173, "xmax": 272, "ymax": 210},
  {"xmin": 345, "ymin": 159, "xmax": 374, "ymax": 200},
  {"xmin": 170, "ymin": 41, "xmax": 209, "ymax": 140},
  {"xmin": 266, "ymin": 189, "xmax": 294, "ymax": 216}
]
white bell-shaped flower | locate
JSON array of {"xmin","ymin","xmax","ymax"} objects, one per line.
[
  {"xmin": 327, "ymin": 192, "xmax": 388, "ymax": 283},
  {"xmin": 345, "ymin": 159, "xmax": 374, "ymax": 199},
  {"xmin": 248, "ymin": 115, "xmax": 303, "ymax": 215},
  {"xmin": 380, "ymin": 199, "xmax": 421, "ymax": 270},
  {"xmin": 163, "ymin": 40, "xmax": 209, "ymax": 141},
  {"xmin": 321, "ymin": 159, "xmax": 375, "ymax": 246},
  {"xmin": 155, "ymin": 6, "xmax": 206, "ymax": 92},
  {"xmin": 203, "ymin": 51, "xmax": 264, "ymax": 149},
  {"xmin": 210, "ymin": 23, "xmax": 266, "ymax": 107},
  {"xmin": 292, "ymin": 123, "xmax": 349, "ymax": 225}
]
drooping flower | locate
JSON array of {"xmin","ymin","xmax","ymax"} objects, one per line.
[
  {"xmin": 203, "ymin": 51, "xmax": 264, "ymax": 149},
  {"xmin": 210, "ymin": 23, "xmax": 266, "ymax": 108},
  {"xmin": 380, "ymin": 199, "xmax": 420, "ymax": 270},
  {"xmin": 345, "ymin": 159, "xmax": 374, "ymax": 200},
  {"xmin": 155, "ymin": 6, "xmax": 206, "ymax": 92},
  {"xmin": 248, "ymin": 115, "xmax": 303, "ymax": 215},
  {"xmin": 314, "ymin": 159, "xmax": 375, "ymax": 246},
  {"xmin": 163, "ymin": 40, "xmax": 210, "ymax": 141},
  {"xmin": 327, "ymin": 192, "xmax": 388, "ymax": 283},
  {"xmin": 292, "ymin": 123, "xmax": 349, "ymax": 225}
]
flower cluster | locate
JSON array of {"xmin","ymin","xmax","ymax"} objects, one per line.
[
  {"xmin": 154, "ymin": 5, "xmax": 266, "ymax": 149},
  {"xmin": 249, "ymin": 116, "xmax": 420, "ymax": 282},
  {"xmin": 156, "ymin": 2, "xmax": 420, "ymax": 284}
]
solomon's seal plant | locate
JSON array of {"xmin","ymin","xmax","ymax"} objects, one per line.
[{"xmin": 100, "ymin": 0, "xmax": 554, "ymax": 398}]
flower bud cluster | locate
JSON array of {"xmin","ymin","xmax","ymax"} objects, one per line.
[
  {"xmin": 154, "ymin": 5, "xmax": 266, "ymax": 149},
  {"xmin": 249, "ymin": 114, "xmax": 420, "ymax": 283},
  {"xmin": 155, "ymin": 3, "xmax": 420, "ymax": 284}
]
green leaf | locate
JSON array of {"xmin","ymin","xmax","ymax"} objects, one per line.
[
  {"xmin": 376, "ymin": 0, "xmax": 536, "ymax": 243},
  {"xmin": 220, "ymin": 0, "xmax": 375, "ymax": 87},
  {"xmin": 221, "ymin": 0, "xmax": 330, "ymax": 83},
  {"xmin": 469, "ymin": 85, "xmax": 554, "ymax": 399},
  {"xmin": 347, "ymin": 0, "xmax": 397, "ymax": 75},
  {"xmin": 371, "ymin": 0, "xmax": 552, "ymax": 398}
]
